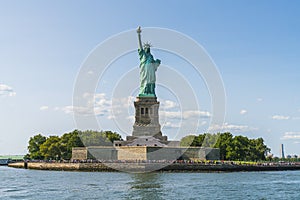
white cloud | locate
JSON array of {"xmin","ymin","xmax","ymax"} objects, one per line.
[
  {"xmin": 39, "ymin": 106, "xmax": 49, "ymax": 111},
  {"xmin": 282, "ymin": 132, "xmax": 300, "ymax": 140},
  {"xmin": 163, "ymin": 121, "xmax": 180, "ymax": 129},
  {"xmin": 58, "ymin": 94, "xmax": 136, "ymax": 118},
  {"xmin": 272, "ymin": 115, "xmax": 290, "ymax": 120},
  {"xmin": 160, "ymin": 111, "xmax": 181, "ymax": 119},
  {"xmin": 83, "ymin": 93, "xmax": 110, "ymax": 106},
  {"xmin": 0, "ymin": 84, "xmax": 16, "ymax": 97},
  {"xmin": 59, "ymin": 93, "xmax": 111, "ymax": 116},
  {"xmin": 208, "ymin": 122, "xmax": 256, "ymax": 133},
  {"xmin": 240, "ymin": 109, "xmax": 247, "ymax": 115},
  {"xmin": 257, "ymin": 98, "xmax": 263, "ymax": 102},
  {"xmin": 111, "ymin": 96, "xmax": 135, "ymax": 110},
  {"xmin": 183, "ymin": 110, "xmax": 211, "ymax": 119},
  {"xmin": 160, "ymin": 110, "xmax": 211, "ymax": 120},
  {"xmin": 57, "ymin": 94, "xmax": 210, "ymax": 123},
  {"xmin": 161, "ymin": 100, "xmax": 178, "ymax": 110},
  {"xmin": 61, "ymin": 105, "xmax": 93, "ymax": 115}
]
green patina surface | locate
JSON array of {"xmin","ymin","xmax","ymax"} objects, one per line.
[
  {"xmin": 138, "ymin": 48, "xmax": 160, "ymax": 96},
  {"xmin": 138, "ymin": 93, "xmax": 156, "ymax": 97},
  {"xmin": 137, "ymin": 27, "xmax": 161, "ymax": 97}
]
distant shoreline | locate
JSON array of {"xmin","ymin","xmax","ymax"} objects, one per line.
[{"xmin": 8, "ymin": 162, "xmax": 300, "ymax": 173}]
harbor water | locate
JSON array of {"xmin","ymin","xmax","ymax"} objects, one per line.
[{"xmin": 0, "ymin": 166, "xmax": 299, "ymax": 199}]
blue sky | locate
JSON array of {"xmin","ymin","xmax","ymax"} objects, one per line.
[{"xmin": 0, "ymin": 1, "xmax": 299, "ymax": 156}]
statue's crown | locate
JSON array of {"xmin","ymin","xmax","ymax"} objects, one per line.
[{"xmin": 143, "ymin": 42, "xmax": 152, "ymax": 48}]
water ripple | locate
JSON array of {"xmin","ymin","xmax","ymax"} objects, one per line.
[{"xmin": 0, "ymin": 167, "xmax": 299, "ymax": 199}]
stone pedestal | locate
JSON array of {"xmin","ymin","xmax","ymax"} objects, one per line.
[
  {"xmin": 113, "ymin": 96, "xmax": 170, "ymax": 147},
  {"xmin": 131, "ymin": 97, "xmax": 167, "ymax": 141}
]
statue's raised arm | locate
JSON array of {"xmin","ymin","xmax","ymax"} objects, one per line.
[{"xmin": 136, "ymin": 26, "xmax": 143, "ymax": 50}]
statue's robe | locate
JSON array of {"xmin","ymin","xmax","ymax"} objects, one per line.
[{"xmin": 138, "ymin": 48, "xmax": 160, "ymax": 96}]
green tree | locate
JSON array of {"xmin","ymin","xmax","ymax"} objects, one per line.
[
  {"xmin": 180, "ymin": 132, "xmax": 270, "ymax": 161},
  {"xmin": 79, "ymin": 130, "xmax": 122, "ymax": 146},
  {"xmin": 26, "ymin": 130, "xmax": 123, "ymax": 161},
  {"xmin": 249, "ymin": 138, "xmax": 270, "ymax": 161},
  {"xmin": 215, "ymin": 132, "xmax": 233, "ymax": 160},
  {"xmin": 60, "ymin": 130, "xmax": 84, "ymax": 160},
  {"xmin": 27, "ymin": 134, "xmax": 46, "ymax": 160},
  {"xmin": 180, "ymin": 135, "xmax": 196, "ymax": 147},
  {"xmin": 229, "ymin": 135, "xmax": 250, "ymax": 160},
  {"xmin": 104, "ymin": 131, "xmax": 123, "ymax": 143},
  {"xmin": 40, "ymin": 136, "xmax": 61, "ymax": 160},
  {"xmin": 192, "ymin": 134, "xmax": 206, "ymax": 146},
  {"xmin": 180, "ymin": 134, "xmax": 206, "ymax": 147},
  {"xmin": 202, "ymin": 133, "xmax": 218, "ymax": 147}
]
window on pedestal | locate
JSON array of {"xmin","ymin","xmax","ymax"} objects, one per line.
[{"xmin": 141, "ymin": 108, "xmax": 144, "ymax": 115}]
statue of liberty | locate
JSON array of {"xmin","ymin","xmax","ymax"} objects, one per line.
[{"xmin": 136, "ymin": 26, "xmax": 161, "ymax": 97}]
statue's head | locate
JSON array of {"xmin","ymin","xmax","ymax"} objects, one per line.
[{"xmin": 143, "ymin": 42, "xmax": 152, "ymax": 53}]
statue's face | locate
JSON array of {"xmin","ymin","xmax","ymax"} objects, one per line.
[{"xmin": 144, "ymin": 47, "xmax": 150, "ymax": 53}]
